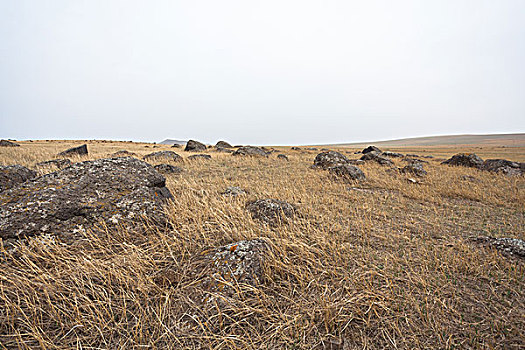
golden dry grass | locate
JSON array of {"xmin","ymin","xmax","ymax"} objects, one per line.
[{"xmin": 0, "ymin": 140, "xmax": 524, "ymax": 349}]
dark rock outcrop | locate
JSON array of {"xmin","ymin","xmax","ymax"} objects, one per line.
[
  {"xmin": 382, "ymin": 151, "xmax": 404, "ymax": 158},
  {"xmin": 400, "ymin": 163, "xmax": 427, "ymax": 176},
  {"xmin": 0, "ymin": 165, "xmax": 37, "ymax": 192},
  {"xmin": 246, "ymin": 199, "xmax": 297, "ymax": 225},
  {"xmin": 0, "ymin": 140, "xmax": 20, "ymax": 147},
  {"xmin": 360, "ymin": 152, "xmax": 394, "ymax": 166},
  {"xmin": 143, "ymin": 151, "xmax": 182, "ymax": 162},
  {"xmin": 0, "ymin": 157, "xmax": 172, "ymax": 241},
  {"xmin": 277, "ymin": 154, "xmax": 289, "ymax": 160},
  {"xmin": 362, "ymin": 146, "xmax": 381, "ymax": 154},
  {"xmin": 154, "ymin": 164, "xmax": 184, "ymax": 174},
  {"xmin": 215, "ymin": 141, "xmax": 233, "ymax": 149},
  {"xmin": 188, "ymin": 154, "xmax": 212, "ymax": 160},
  {"xmin": 58, "ymin": 144, "xmax": 88, "ymax": 157},
  {"xmin": 482, "ymin": 159, "xmax": 523, "ymax": 176},
  {"xmin": 171, "ymin": 144, "xmax": 182, "ymax": 148},
  {"xmin": 184, "ymin": 140, "xmax": 207, "ymax": 152},
  {"xmin": 474, "ymin": 237, "xmax": 525, "ymax": 259},
  {"xmin": 442, "ymin": 153, "xmax": 483, "ymax": 169},
  {"xmin": 328, "ymin": 164, "xmax": 366, "ymax": 181},
  {"xmin": 232, "ymin": 146, "xmax": 269, "ymax": 157},
  {"xmin": 313, "ymin": 151, "xmax": 351, "ymax": 169},
  {"xmin": 36, "ymin": 159, "xmax": 72, "ymax": 170}
]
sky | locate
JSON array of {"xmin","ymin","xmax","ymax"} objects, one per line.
[{"xmin": 1, "ymin": 0, "xmax": 524, "ymax": 145}]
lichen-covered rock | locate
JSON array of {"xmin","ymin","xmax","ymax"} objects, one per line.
[
  {"xmin": 0, "ymin": 157, "xmax": 172, "ymax": 241},
  {"xmin": 188, "ymin": 154, "xmax": 212, "ymax": 160},
  {"xmin": 442, "ymin": 153, "xmax": 483, "ymax": 169},
  {"xmin": 382, "ymin": 151, "xmax": 404, "ymax": 158},
  {"xmin": 184, "ymin": 140, "xmax": 207, "ymax": 152},
  {"xmin": 482, "ymin": 159, "xmax": 523, "ymax": 176},
  {"xmin": 111, "ymin": 150, "xmax": 137, "ymax": 157},
  {"xmin": 277, "ymin": 154, "xmax": 289, "ymax": 160},
  {"xmin": 400, "ymin": 163, "xmax": 427, "ymax": 176},
  {"xmin": 36, "ymin": 159, "xmax": 72, "ymax": 170},
  {"xmin": 0, "ymin": 165, "xmax": 37, "ymax": 192},
  {"xmin": 313, "ymin": 151, "xmax": 351, "ymax": 169},
  {"xmin": 0, "ymin": 140, "xmax": 20, "ymax": 147},
  {"xmin": 232, "ymin": 146, "xmax": 269, "ymax": 157},
  {"xmin": 246, "ymin": 199, "xmax": 297, "ymax": 225},
  {"xmin": 58, "ymin": 144, "xmax": 88, "ymax": 157},
  {"xmin": 154, "ymin": 164, "xmax": 184, "ymax": 174},
  {"xmin": 362, "ymin": 146, "xmax": 381, "ymax": 154},
  {"xmin": 328, "ymin": 164, "xmax": 366, "ymax": 181},
  {"xmin": 474, "ymin": 237, "xmax": 525, "ymax": 259},
  {"xmin": 143, "ymin": 151, "xmax": 182, "ymax": 162},
  {"xmin": 221, "ymin": 186, "xmax": 247, "ymax": 196},
  {"xmin": 215, "ymin": 141, "xmax": 233, "ymax": 148},
  {"xmin": 360, "ymin": 151, "xmax": 394, "ymax": 166}
]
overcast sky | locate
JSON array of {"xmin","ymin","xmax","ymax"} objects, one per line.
[{"xmin": 1, "ymin": 1, "xmax": 524, "ymax": 145}]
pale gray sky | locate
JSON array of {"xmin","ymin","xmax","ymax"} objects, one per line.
[{"xmin": 1, "ymin": 0, "xmax": 524, "ymax": 145}]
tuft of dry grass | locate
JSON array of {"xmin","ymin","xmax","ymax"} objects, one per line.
[{"xmin": 0, "ymin": 141, "xmax": 524, "ymax": 349}]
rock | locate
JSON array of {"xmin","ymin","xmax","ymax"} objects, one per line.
[
  {"xmin": 188, "ymin": 154, "xmax": 212, "ymax": 160},
  {"xmin": 215, "ymin": 141, "xmax": 233, "ymax": 148},
  {"xmin": 184, "ymin": 140, "xmax": 207, "ymax": 152},
  {"xmin": 305, "ymin": 147, "xmax": 318, "ymax": 151},
  {"xmin": 461, "ymin": 175, "xmax": 478, "ymax": 182},
  {"xmin": 382, "ymin": 151, "xmax": 404, "ymax": 158},
  {"xmin": 215, "ymin": 147, "xmax": 234, "ymax": 153},
  {"xmin": 362, "ymin": 146, "xmax": 381, "ymax": 154},
  {"xmin": 143, "ymin": 151, "xmax": 182, "ymax": 162},
  {"xmin": 360, "ymin": 151, "xmax": 394, "ymax": 166},
  {"xmin": 0, "ymin": 140, "xmax": 20, "ymax": 147},
  {"xmin": 277, "ymin": 154, "xmax": 289, "ymax": 160},
  {"xmin": 400, "ymin": 163, "xmax": 427, "ymax": 176},
  {"xmin": 442, "ymin": 153, "xmax": 483, "ymax": 169},
  {"xmin": 221, "ymin": 186, "xmax": 247, "ymax": 196},
  {"xmin": 406, "ymin": 154, "xmax": 420, "ymax": 158},
  {"xmin": 232, "ymin": 146, "xmax": 269, "ymax": 157},
  {"xmin": 0, "ymin": 165, "xmax": 37, "ymax": 192},
  {"xmin": 313, "ymin": 151, "xmax": 351, "ymax": 169},
  {"xmin": 474, "ymin": 237, "xmax": 525, "ymax": 259},
  {"xmin": 36, "ymin": 159, "xmax": 72, "ymax": 170},
  {"xmin": 291, "ymin": 147, "xmax": 301, "ymax": 151},
  {"xmin": 58, "ymin": 144, "xmax": 88, "ymax": 157},
  {"xmin": 423, "ymin": 155, "xmax": 434, "ymax": 159},
  {"xmin": 154, "ymin": 164, "xmax": 184, "ymax": 174},
  {"xmin": 482, "ymin": 159, "xmax": 523, "ymax": 176},
  {"xmin": 246, "ymin": 199, "xmax": 297, "ymax": 226},
  {"xmin": 0, "ymin": 157, "xmax": 172, "ymax": 241},
  {"xmin": 327, "ymin": 164, "xmax": 366, "ymax": 181},
  {"xmin": 111, "ymin": 150, "xmax": 137, "ymax": 157},
  {"xmin": 402, "ymin": 157, "xmax": 428, "ymax": 164},
  {"xmin": 171, "ymin": 144, "xmax": 182, "ymax": 148}
]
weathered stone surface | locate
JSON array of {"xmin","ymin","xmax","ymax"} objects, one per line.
[
  {"xmin": 277, "ymin": 154, "xmax": 289, "ymax": 160},
  {"xmin": 360, "ymin": 151, "xmax": 394, "ymax": 166},
  {"xmin": 36, "ymin": 159, "xmax": 72, "ymax": 170},
  {"xmin": 246, "ymin": 199, "xmax": 297, "ymax": 225},
  {"xmin": 0, "ymin": 140, "xmax": 20, "ymax": 147},
  {"xmin": 400, "ymin": 163, "xmax": 427, "ymax": 176},
  {"xmin": 221, "ymin": 186, "xmax": 247, "ymax": 196},
  {"xmin": 482, "ymin": 159, "xmax": 523, "ymax": 176},
  {"xmin": 442, "ymin": 153, "xmax": 483, "ymax": 169},
  {"xmin": 328, "ymin": 164, "xmax": 365, "ymax": 181},
  {"xmin": 154, "ymin": 164, "xmax": 184, "ymax": 174},
  {"xmin": 188, "ymin": 154, "xmax": 212, "ymax": 160},
  {"xmin": 474, "ymin": 237, "xmax": 525, "ymax": 259},
  {"xmin": 0, "ymin": 165, "xmax": 37, "ymax": 192},
  {"xmin": 313, "ymin": 151, "xmax": 351, "ymax": 169},
  {"xmin": 232, "ymin": 146, "xmax": 269, "ymax": 157},
  {"xmin": 184, "ymin": 140, "xmax": 207, "ymax": 152},
  {"xmin": 215, "ymin": 141, "xmax": 233, "ymax": 148},
  {"xmin": 362, "ymin": 146, "xmax": 381, "ymax": 154},
  {"xmin": 143, "ymin": 151, "xmax": 182, "ymax": 162},
  {"xmin": 215, "ymin": 147, "xmax": 234, "ymax": 153},
  {"xmin": 0, "ymin": 157, "xmax": 172, "ymax": 241},
  {"xmin": 111, "ymin": 150, "xmax": 137, "ymax": 157},
  {"xmin": 58, "ymin": 144, "xmax": 88, "ymax": 157},
  {"xmin": 382, "ymin": 151, "xmax": 404, "ymax": 158}
]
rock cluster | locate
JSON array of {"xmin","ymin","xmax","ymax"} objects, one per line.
[
  {"xmin": 232, "ymin": 146, "xmax": 269, "ymax": 157},
  {"xmin": 442, "ymin": 153, "xmax": 523, "ymax": 175},
  {"xmin": 0, "ymin": 140, "xmax": 20, "ymax": 147}
]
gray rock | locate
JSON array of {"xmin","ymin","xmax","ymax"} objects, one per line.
[
  {"xmin": 442, "ymin": 153, "xmax": 483, "ymax": 169},
  {"xmin": 185, "ymin": 140, "xmax": 207, "ymax": 152},
  {"xmin": 246, "ymin": 199, "xmax": 297, "ymax": 226},
  {"xmin": 171, "ymin": 144, "xmax": 182, "ymax": 148},
  {"xmin": 215, "ymin": 147, "xmax": 234, "ymax": 153},
  {"xmin": 291, "ymin": 147, "xmax": 301, "ymax": 151},
  {"xmin": 0, "ymin": 140, "xmax": 20, "ymax": 147},
  {"xmin": 215, "ymin": 141, "xmax": 233, "ymax": 148},
  {"xmin": 58, "ymin": 144, "xmax": 88, "ymax": 157},
  {"xmin": 382, "ymin": 151, "xmax": 404, "ymax": 158},
  {"xmin": 328, "ymin": 164, "xmax": 366, "ymax": 181},
  {"xmin": 188, "ymin": 154, "xmax": 212, "ymax": 160},
  {"xmin": 232, "ymin": 146, "xmax": 269, "ymax": 157},
  {"xmin": 0, "ymin": 157, "xmax": 172, "ymax": 241},
  {"xmin": 277, "ymin": 154, "xmax": 289, "ymax": 160},
  {"xmin": 0, "ymin": 165, "xmax": 37, "ymax": 192},
  {"xmin": 475, "ymin": 237, "xmax": 525, "ymax": 259},
  {"xmin": 360, "ymin": 151, "xmax": 394, "ymax": 166},
  {"xmin": 36, "ymin": 159, "xmax": 72, "ymax": 170},
  {"xmin": 313, "ymin": 151, "xmax": 351, "ymax": 169},
  {"xmin": 482, "ymin": 159, "xmax": 523, "ymax": 176},
  {"xmin": 154, "ymin": 164, "xmax": 184, "ymax": 174},
  {"xmin": 221, "ymin": 186, "xmax": 247, "ymax": 196},
  {"xmin": 400, "ymin": 163, "xmax": 427, "ymax": 176},
  {"xmin": 362, "ymin": 146, "xmax": 381, "ymax": 154},
  {"xmin": 143, "ymin": 151, "xmax": 182, "ymax": 162}
]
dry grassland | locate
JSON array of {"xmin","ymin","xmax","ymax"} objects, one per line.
[{"xmin": 0, "ymin": 140, "xmax": 524, "ymax": 349}]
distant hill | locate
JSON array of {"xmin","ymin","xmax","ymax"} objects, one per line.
[
  {"xmin": 159, "ymin": 139, "xmax": 186, "ymax": 146},
  {"xmin": 330, "ymin": 133, "xmax": 525, "ymax": 148}
]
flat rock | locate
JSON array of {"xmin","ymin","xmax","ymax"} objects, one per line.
[
  {"xmin": 154, "ymin": 164, "xmax": 184, "ymax": 174},
  {"xmin": 0, "ymin": 140, "xmax": 20, "ymax": 147},
  {"xmin": 442, "ymin": 153, "xmax": 483, "ymax": 169},
  {"xmin": 0, "ymin": 157, "xmax": 172, "ymax": 241},
  {"xmin": 246, "ymin": 199, "xmax": 297, "ymax": 225},
  {"xmin": 36, "ymin": 159, "xmax": 72, "ymax": 170},
  {"xmin": 58, "ymin": 144, "xmax": 88, "ymax": 157},
  {"xmin": 328, "ymin": 164, "xmax": 366, "ymax": 181},
  {"xmin": 188, "ymin": 154, "xmax": 212, "ymax": 160},
  {"xmin": 143, "ymin": 151, "xmax": 182, "ymax": 162},
  {"xmin": 0, "ymin": 165, "xmax": 37, "ymax": 192},
  {"xmin": 232, "ymin": 146, "xmax": 269, "ymax": 157},
  {"xmin": 185, "ymin": 140, "xmax": 207, "ymax": 152},
  {"xmin": 313, "ymin": 151, "xmax": 351, "ymax": 169}
]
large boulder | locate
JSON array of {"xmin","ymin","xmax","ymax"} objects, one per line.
[
  {"xmin": 0, "ymin": 140, "xmax": 20, "ymax": 147},
  {"xmin": 482, "ymin": 159, "xmax": 523, "ymax": 176},
  {"xmin": 362, "ymin": 146, "xmax": 381, "ymax": 154},
  {"xmin": 143, "ymin": 151, "xmax": 182, "ymax": 162},
  {"xmin": 360, "ymin": 151, "xmax": 394, "ymax": 166},
  {"xmin": 246, "ymin": 199, "xmax": 297, "ymax": 225},
  {"xmin": 215, "ymin": 141, "xmax": 233, "ymax": 149},
  {"xmin": 232, "ymin": 146, "xmax": 269, "ymax": 157},
  {"xmin": 0, "ymin": 165, "xmax": 37, "ymax": 192},
  {"xmin": 185, "ymin": 140, "xmax": 207, "ymax": 152},
  {"xmin": 313, "ymin": 151, "xmax": 351, "ymax": 169},
  {"xmin": 58, "ymin": 144, "xmax": 88, "ymax": 157},
  {"xmin": 442, "ymin": 153, "xmax": 483, "ymax": 169},
  {"xmin": 0, "ymin": 157, "xmax": 172, "ymax": 242},
  {"xmin": 328, "ymin": 164, "xmax": 366, "ymax": 181}
]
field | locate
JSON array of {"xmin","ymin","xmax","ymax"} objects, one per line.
[{"xmin": 1, "ymin": 140, "xmax": 524, "ymax": 349}]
